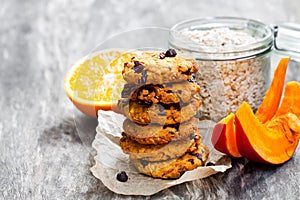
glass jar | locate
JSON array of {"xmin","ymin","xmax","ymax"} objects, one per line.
[
  {"xmin": 169, "ymin": 17, "xmax": 274, "ymax": 121},
  {"xmin": 272, "ymin": 23, "xmax": 300, "ymax": 83}
]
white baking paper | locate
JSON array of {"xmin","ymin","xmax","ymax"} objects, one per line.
[{"xmin": 90, "ymin": 110, "xmax": 232, "ymax": 196}]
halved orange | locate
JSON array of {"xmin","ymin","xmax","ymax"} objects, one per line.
[{"xmin": 64, "ymin": 49, "xmax": 136, "ymax": 118}]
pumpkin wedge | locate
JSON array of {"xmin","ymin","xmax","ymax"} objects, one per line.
[
  {"xmin": 211, "ymin": 58, "xmax": 290, "ymax": 158},
  {"xmin": 235, "ymin": 102, "xmax": 299, "ymax": 164},
  {"xmin": 255, "ymin": 57, "xmax": 290, "ymax": 123},
  {"xmin": 274, "ymin": 81, "xmax": 300, "ymax": 118},
  {"xmin": 211, "ymin": 113, "xmax": 242, "ymax": 158}
]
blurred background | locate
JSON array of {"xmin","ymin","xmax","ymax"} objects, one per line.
[
  {"xmin": 1, "ymin": 0, "xmax": 300, "ymax": 199},
  {"xmin": 2, "ymin": 0, "xmax": 300, "ymax": 105},
  {"xmin": 1, "ymin": 0, "xmax": 299, "ymax": 71}
]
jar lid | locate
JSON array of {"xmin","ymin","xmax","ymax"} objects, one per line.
[{"xmin": 273, "ymin": 23, "xmax": 300, "ymax": 61}]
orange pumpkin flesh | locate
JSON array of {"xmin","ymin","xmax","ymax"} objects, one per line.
[
  {"xmin": 211, "ymin": 113, "xmax": 242, "ymax": 158},
  {"xmin": 255, "ymin": 57, "xmax": 290, "ymax": 123},
  {"xmin": 274, "ymin": 81, "xmax": 300, "ymax": 118},
  {"xmin": 286, "ymin": 113, "xmax": 300, "ymax": 134},
  {"xmin": 235, "ymin": 102, "xmax": 299, "ymax": 164}
]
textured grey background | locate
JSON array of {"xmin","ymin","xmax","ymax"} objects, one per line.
[{"xmin": 1, "ymin": 0, "xmax": 300, "ymax": 199}]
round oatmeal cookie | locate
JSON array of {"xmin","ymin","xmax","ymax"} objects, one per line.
[
  {"xmin": 122, "ymin": 50, "xmax": 199, "ymax": 84},
  {"xmin": 131, "ymin": 144, "xmax": 209, "ymax": 179},
  {"xmin": 119, "ymin": 130, "xmax": 201, "ymax": 162},
  {"xmin": 123, "ymin": 117, "xmax": 199, "ymax": 145},
  {"xmin": 121, "ymin": 81, "xmax": 200, "ymax": 105},
  {"xmin": 118, "ymin": 96, "xmax": 201, "ymax": 125}
]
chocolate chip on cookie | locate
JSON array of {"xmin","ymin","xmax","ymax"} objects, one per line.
[
  {"xmin": 132, "ymin": 61, "xmax": 144, "ymax": 73},
  {"xmin": 159, "ymin": 52, "xmax": 166, "ymax": 59},
  {"xmin": 138, "ymin": 70, "xmax": 147, "ymax": 84},
  {"xmin": 165, "ymin": 48, "xmax": 177, "ymax": 57}
]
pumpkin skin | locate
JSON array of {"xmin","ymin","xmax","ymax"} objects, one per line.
[
  {"xmin": 235, "ymin": 102, "xmax": 299, "ymax": 164},
  {"xmin": 211, "ymin": 113, "xmax": 242, "ymax": 158},
  {"xmin": 255, "ymin": 57, "xmax": 290, "ymax": 123}
]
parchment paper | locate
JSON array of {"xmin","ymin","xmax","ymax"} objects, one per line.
[{"xmin": 90, "ymin": 110, "xmax": 232, "ymax": 196}]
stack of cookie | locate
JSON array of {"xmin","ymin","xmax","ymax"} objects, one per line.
[{"xmin": 118, "ymin": 49, "xmax": 209, "ymax": 179}]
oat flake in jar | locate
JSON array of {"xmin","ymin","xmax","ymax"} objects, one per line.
[{"xmin": 169, "ymin": 17, "xmax": 273, "ymax": 122}]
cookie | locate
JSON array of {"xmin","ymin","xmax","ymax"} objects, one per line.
[
  {"xmin": 123, "ymin": 117, "xmax": 199, "ymax": 145},
  {"xmin": 119, "ymin": 130, "xmax": 201, "ymax": 162},
  {"xmin": 118, "ymin": 96, "xmax": 201, "ymax": 125},
  {"xmin": 131, "ymin": 144, "xmax": 209, "ymax": 179},
  {"xmin": 122, "ymin": 50, "xmax": 199, "ymax": 84},
  {"xmin": 121, "ymin": 81, "xmax": 200, "ymax": 105}
]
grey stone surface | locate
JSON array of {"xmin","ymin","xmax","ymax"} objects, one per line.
[{"xmin": 0, "ymin": 0, "xmax": 299, "ymax": 199}]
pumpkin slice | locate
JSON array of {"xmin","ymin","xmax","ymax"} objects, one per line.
[
  {"xmin": 235, "ymin": 102, "xmax": 299, "ymax": 164},
  {"xmin": 274, "ymin": 81, "xmax": 300, "ymax": 118},
  {"xmin": 255, "ymin": 57, "xmax": 290, "ymax": 123},
  {"xmin": 286, "ymin": 113, "xmax": 300, "ymax": 134},
  {"xmin": 211, "ymin": 113, "xmax": 242, "ymax": 158}
]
